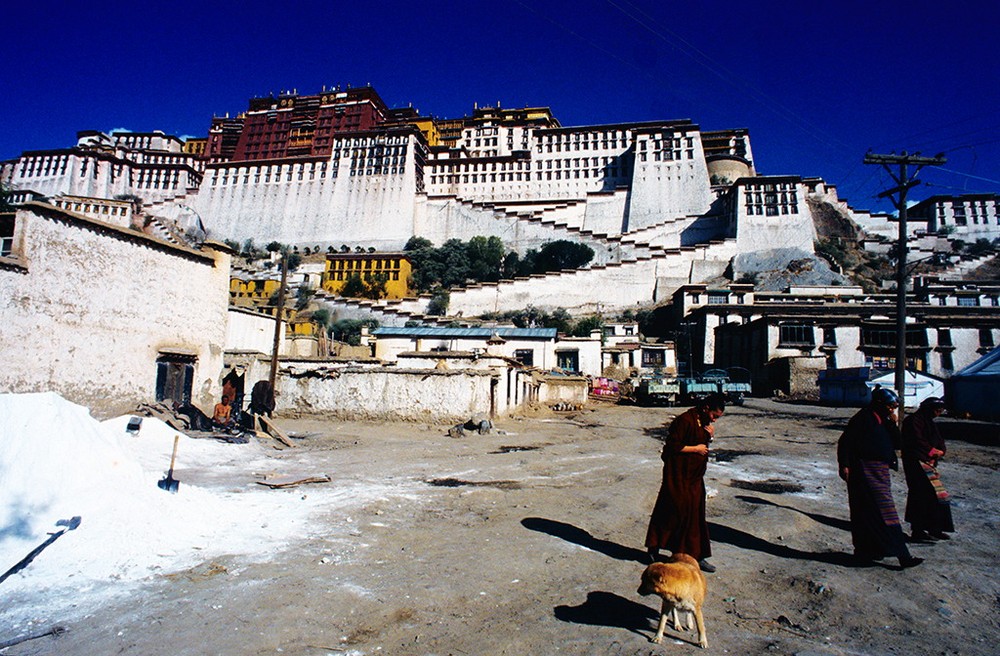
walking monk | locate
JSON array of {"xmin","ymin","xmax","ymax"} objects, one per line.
[
  {"xmin": 902, "ymin": 396, "xmax": 954, "ymax": 542},
  {"xmin": 837, "ymin": 387, "xmax": 923, "ymax": 569},
  {"xmin": 645, "ymin": 394, "xmax": 725, "ymax": 573}
]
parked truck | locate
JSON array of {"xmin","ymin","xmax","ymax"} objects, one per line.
[
  {"xmin": 619, "ymin": 376, "xmax": 680, "ymax": 406},
  {"xmin": 679, "ymin": 376, "xmax": 718, "ymax": 404},
  {"xmin": 700, "ymin": 368, "xmax": 751, "ymax": 405}
]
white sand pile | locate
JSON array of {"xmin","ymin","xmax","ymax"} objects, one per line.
[{"xmin": 0, "ymin": 392, "xmax": 324, "ymax": 627}]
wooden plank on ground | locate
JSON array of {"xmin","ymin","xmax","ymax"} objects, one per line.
[
  {"xmin": 257, "ymin": 414, "xmax": 295, "ymax": 448},
  {"xmin": 256, "ymin": 474, "xmax": 331, "ymax": 489}
]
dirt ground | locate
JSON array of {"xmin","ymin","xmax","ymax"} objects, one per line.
[{"xmin": 8, "ymin": 399, "xmax": 1000, "ymax": 656}]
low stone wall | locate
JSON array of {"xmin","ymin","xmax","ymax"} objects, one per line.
[
  {"xmin": 537, "ymin": 377, "xmax": 589, "ymax": 405},
  {"xmin": 276, "ymin": 366, "xmax": 499, "ymax": 422}
]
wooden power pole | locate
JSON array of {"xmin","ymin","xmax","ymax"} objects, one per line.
[
  {"xmin": 268, "ymin": 250, "xmax": 290, "ymax": 394},
  {"xmin": 862, "ymin": 151, "xmax": 946, "ymax": 420}
]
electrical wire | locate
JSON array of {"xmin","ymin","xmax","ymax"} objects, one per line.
[{"xmin": 603, "ymin": 0, "xmax": 850, "ymax": 154}]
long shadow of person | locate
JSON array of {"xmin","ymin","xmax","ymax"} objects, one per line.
[
  {"xmin": 735, "ymin": 495, "xmax": 852, "ymax": 532},
  {"xmin": 521, "ymin": 517, "xmax": 648, "ymax": 563},
  {"xmin": 708, "ymin": 521, "xmax": 884, "ymax": 568},
  {"xmin": 554, "ymin": 590, "xmax": 657, "ymax": 638}
]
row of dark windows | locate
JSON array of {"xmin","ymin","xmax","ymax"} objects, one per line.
[{"xmin": 777, "ymin": 324, "xmax": 994, "ymax": 348}]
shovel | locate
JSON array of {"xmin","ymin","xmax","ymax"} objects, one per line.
[{"xmin": 157, "ymin": 434, "xmax": 181, "ymax": 493}]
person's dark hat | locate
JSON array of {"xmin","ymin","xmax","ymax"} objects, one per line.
[
  {"xmin": 920, "ymin": 396, "xmax": 946, "ymax": 409},
  {"xmin": 871, "ymin": 386, "xmax": 899, "ymax": 406}
]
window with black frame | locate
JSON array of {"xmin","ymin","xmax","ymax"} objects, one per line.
[
  {"xmin": 0, "ymin": 214, "xmax": 15, "ymax": 257},
  {"xmin": 778, "ymin": 323, "xmax": 815, "ymax": 347}
]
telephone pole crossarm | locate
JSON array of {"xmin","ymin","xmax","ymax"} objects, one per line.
[{"xmin": 862, "ymin": 151, "xmax": 946, "ymax": 422}]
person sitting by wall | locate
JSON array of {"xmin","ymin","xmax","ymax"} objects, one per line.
[{"xmin": 212, "ymin": 396, "xmax": 235, "ymax": 431}]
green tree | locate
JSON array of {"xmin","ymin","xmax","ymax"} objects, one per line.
[
  {"xmin": 361, "ymin": 273, "xmax": 387, "ymax": 300},
  {"xmin": 312, "ymin": 308, "xmax": 331, "ymax": 335},
  {"xmin": 341, "ymin": 273, "xmax": 367, "ymax": 297},
  {"xmin": 330, "ymin": 318, "xmax": 379, "ymax": 345},
  {"xmin": 571, "ymin": 315, "xmax": 603, "ymax": 337},
  {"xmin": 516, "ymin": 249, "xmax": 539, "ymax": 276},
  {"xmin": 534, "ymin": 240, "xmax": 594, "ymax": 273},
  {"xmin": 502, "ymin": 251, "xmax": 521, "ymax": 279},
  {"xmin": 266, "ymin": 241, "xmax": 283, "ymax": 252},
  {"xmin": 546, "ymin": 308, "xmax": 573, "ymax": 334},
  {"xmin": 466, "ymin": 235, "xmax": 505, "ymax": 282},
  {"xmin": 426, "ymin": 290, "xmax": 450, "ymax": 316},
  {"xmin": 969, "ymin": 238, "xmax": 993, "ymax": 257},
  {"xmin": 440, "ymin": 239, "xmax": 472, "ymax": 288},
  {"xmin": 295, "ymin": 286, "xmax": 315, "ymax": 310},
  {"xmin": 404, "ymin": 236, "xmax": 433, "ymax": 251}
]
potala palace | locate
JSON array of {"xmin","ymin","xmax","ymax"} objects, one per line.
[
  {"xmin": 3, "ymin": 84, "xmax": 875, "ymax": 314},
  {"xmin": 5, "ymin": 83, "xmax": 999, "ymax": 318},
  {"xmin": 2, "ymin": 83, "xmax": 998, "ymax": 417}
]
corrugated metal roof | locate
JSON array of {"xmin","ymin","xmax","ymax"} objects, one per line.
[
  {"xmin": 953, "ymin": 346, "xmax": 1000, "ymax": 377},
  {"xmin": 373, "ymin": 326, "xmax": 557, "ymax": 339}
]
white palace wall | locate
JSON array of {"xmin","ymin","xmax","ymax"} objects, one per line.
[
  {"xmin": 734, "ymin": 179, "xmax": 817, "ymax": 253},
  {"xmin": 3, "ymin": 149, "xmax": 199, "ymax": 205},
  {"xmin": 414, "ymin": 196, "xmax": 624, "ymax": 264},
  {"xmin": 626, "ymin": 128, "xmax": 713, "ymax": 232},
  {"xmin": 193, "ymin": 133, "xmax": 423, "ymax": 248},
  {"xmin": 580, "ymin": 190, "xmax": 629, "ymax": 236}
]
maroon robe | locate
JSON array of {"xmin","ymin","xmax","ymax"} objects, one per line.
[
  {"xmin": 901, "ymin": 408, "xmax": 954, "ymax": 534},
  {"xmin": 644, "ymin": 408, "xmax": 712, "ymax": 560}
]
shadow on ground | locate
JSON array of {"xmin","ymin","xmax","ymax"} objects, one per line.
[
  {"xmin": 554, "ymin": 590, "xmax": 656, "ymax": 638},
  {"xmin": 709, "ymin": 521, "xmax": 865, "ymax": 568},
  {"xmin": 735, "ymin": 495, "xmax": 852, "ymax": 531},
  {"xmin": 521, "ymin": 517, "xmax": 648, "ymax": 563}
]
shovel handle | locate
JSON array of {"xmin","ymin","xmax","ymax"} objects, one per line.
[{"xmin": 167, "ymin": 434, "xmax": 180, "ymax": 474}]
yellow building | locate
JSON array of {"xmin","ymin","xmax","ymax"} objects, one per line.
[
  {"xmin": 287, "ymin": 316, "xmax": 317, "ymax": 336},
  {"xmin": 230, "ymin": 277, "xmax": 282, "ymax": 307},
  {"xmin": 411, "ymin": 117, "xmax": 441, "ymax": 147},
  {"xmin": 322, "ymin": 252, "xmax": 412, "ymax": 299},
  {"xmin": 183, "ymin": 137, "xmax": 207, "ymax": 156}
]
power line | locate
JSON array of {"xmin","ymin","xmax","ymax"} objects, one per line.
[
  {"xmin": 929, "ymin": 167, "xmax": 1000, "ymax": 186},
  {"xmin": 874, "ymin": 110, "xmax": 1000, "ymax": 150},
  {"xmin": 604, "ymin": 0, "xmax": 850, "ymax": 153},
  {"xmin": 863, "ymin": 151, "xmax": 946, "ymax": 421}
]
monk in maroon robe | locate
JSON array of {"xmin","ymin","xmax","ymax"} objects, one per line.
[
  {"xmin": 645, "ymin": 394, "xmax": 725, "ymax": 573},
  {"xmin": 902, "ymin": 396, "xmax": 954, "ymax": 541}
]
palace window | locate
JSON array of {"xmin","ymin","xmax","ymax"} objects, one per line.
[
  {"xmin": 779, "ymin": 323, "xmax": 815, "ymax": 347},
  {"xmin": 862, "ymin": 326, "xmax": 928, "ymax": 348},
  {"xmin": 0, "ymin": 214, "xmax": 16, "ymax": 257}
]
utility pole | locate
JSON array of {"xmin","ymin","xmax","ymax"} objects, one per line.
[
  {"xmin": 268, "ymin": 249, "xmax": 290, "ymax": 394},
  {"xmin": 863, "ymin": 151, "xmax": 945, "ymax": 420}
]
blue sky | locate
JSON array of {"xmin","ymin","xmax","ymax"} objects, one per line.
[{"xmin": 3, "ymin": 0, "xmax": 998, "ymax": 213}]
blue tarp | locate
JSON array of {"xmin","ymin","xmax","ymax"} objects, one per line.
[{"xmin": 945, "ymin": 347, "xmax": 1000, "ymax": 419}]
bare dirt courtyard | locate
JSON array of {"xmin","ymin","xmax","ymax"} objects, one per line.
[{"xmin": 6, "ymin": 399, "xmax": 999, "ymax": 656}]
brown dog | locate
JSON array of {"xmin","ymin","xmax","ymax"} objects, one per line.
[{"xmin": 637, "ymin": 553, "xmax": 708, "ymax": 648}]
